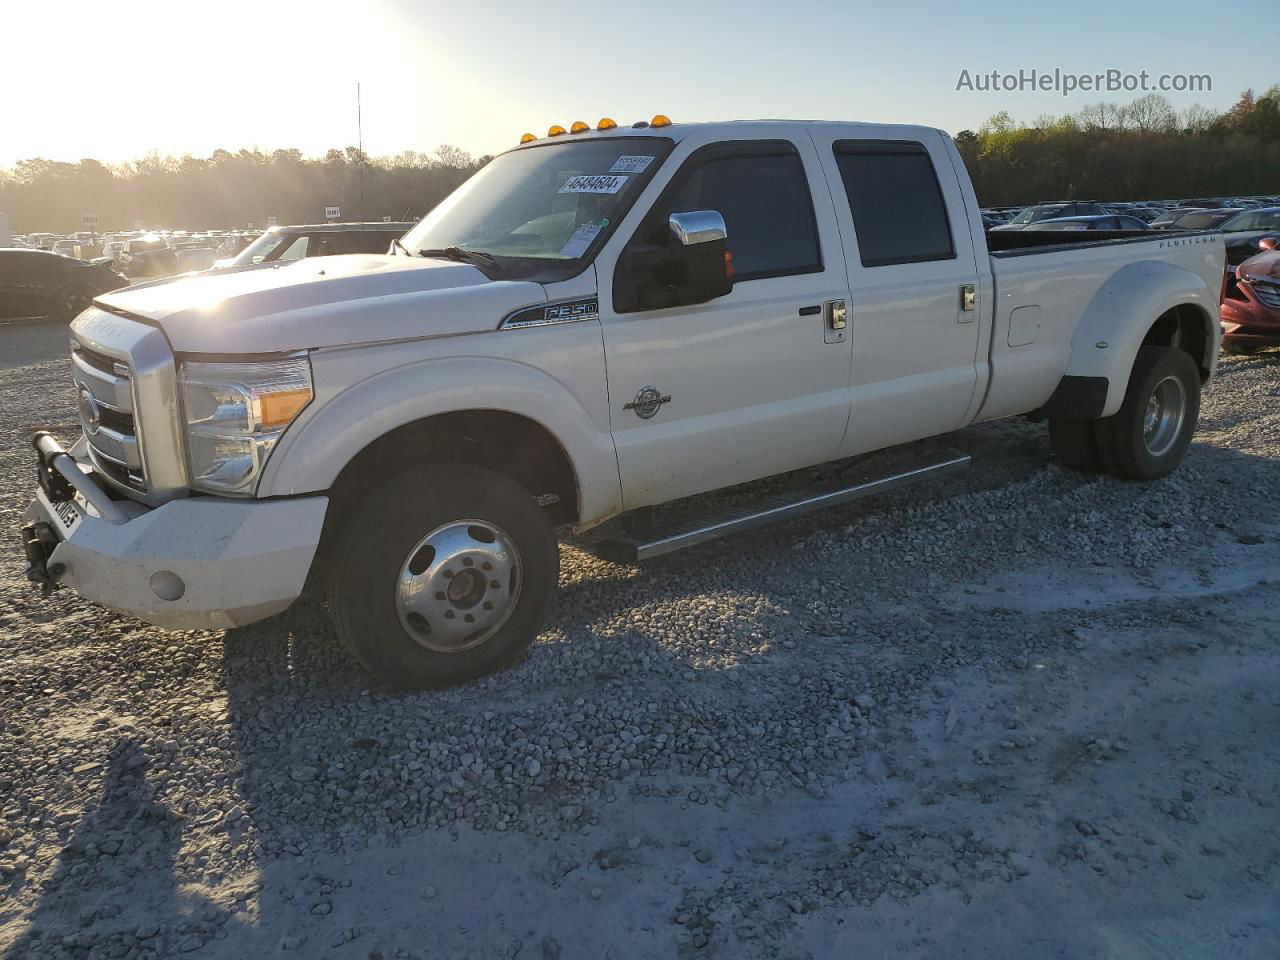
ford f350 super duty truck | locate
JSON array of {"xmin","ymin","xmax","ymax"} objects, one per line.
[{"xmin": 22, "ymin": 116, "xmax": 1224, "ymax": 687}]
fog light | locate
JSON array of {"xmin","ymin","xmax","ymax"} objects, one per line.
[{"xmin": 150, "ymin": 570, "xmax": 186, "ymax": 601}]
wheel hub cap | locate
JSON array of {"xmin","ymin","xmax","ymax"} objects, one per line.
[
  {"xmin": 395, "ymin": 520, "xmax": 522, "ymax": 653},
  {"xmin": 1142, "ymin": 375, "xmax": 1186, "ymax": 457}
]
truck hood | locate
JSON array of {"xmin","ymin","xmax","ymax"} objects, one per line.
[{"xmin": 94, "ymin": 254, "xmax": 548, "ymax": 354}]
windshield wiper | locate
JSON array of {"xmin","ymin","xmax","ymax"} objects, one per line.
[
  {"xmin": 390, "ymin": 236, "xmax": 412, "ymax": 257},
  {"xmin": 417, "ymin": 246, "xmax": 503, "ymax": 273}
]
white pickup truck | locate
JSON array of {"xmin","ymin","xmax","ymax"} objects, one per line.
[{"xmin": 22, "ymin": 117, "xmax": 1224, "ymax": 687}]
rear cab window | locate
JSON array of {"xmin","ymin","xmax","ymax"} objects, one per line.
[{"xmin": 832, "ymin": 140, "xmax": 955, "ymax": 267}]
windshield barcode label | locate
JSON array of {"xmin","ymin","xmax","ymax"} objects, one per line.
[
  {"xmin": 559, "ymin": 175, "xmax": 628, "ymax": 195},
  {"xmin": 610, "ymin": 155, "xmax": 654, "ymax": 174}
]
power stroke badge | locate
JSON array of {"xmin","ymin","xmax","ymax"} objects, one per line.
[{"xmin": 623, "ymin": 386, "xmax": 671, "ymax": 420}]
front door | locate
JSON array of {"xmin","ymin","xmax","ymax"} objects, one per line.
[{"xmin": 596, "ymin": 130, "xmax": 854, "ymax": 509}]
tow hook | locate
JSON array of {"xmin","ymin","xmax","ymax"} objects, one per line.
[{"xmin": 21, "ymin": 521, "xmax": 63, "ymax": 596}]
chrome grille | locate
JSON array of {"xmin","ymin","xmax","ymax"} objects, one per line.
[
  {"xmin": 69, "ymin": 306, "xmax": 187, "ymax": 506},
  {"xmin": 71, "ymin": 342, "xmax": 147, "ymax": 491},
  {"xmin": 1253, "ymin": 279, "xmax": 1280, "ymax": 309}
]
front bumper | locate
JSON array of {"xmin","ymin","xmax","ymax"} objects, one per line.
[{"xmin": 21, "ymin": 437, "xmax": 328, "ymax": 630}]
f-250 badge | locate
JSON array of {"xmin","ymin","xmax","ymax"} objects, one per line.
[{"xmin": 624, "ymin": 386, "xmax": 671, "ymax": 419}]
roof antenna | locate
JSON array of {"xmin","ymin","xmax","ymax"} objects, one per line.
[{"xmin": 357, "ymin": 82, "xmax": 365, "ymax": 230}]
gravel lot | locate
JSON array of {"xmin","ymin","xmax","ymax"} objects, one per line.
[{"xmin": 1, "ymin": 324, "xmax": 1278, "ymax": 959}]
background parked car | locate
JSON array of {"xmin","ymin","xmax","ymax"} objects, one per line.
[
  {"xmin": 50, "ymin": 239, "xmax": 83, "ymax": 258},
  {"xmin": 0, "ymin": 248, "xmax": 128, "ymax": 320},
  {"xmin": 1023, "ymin": 214, "xmax": 1150, "ymax": 232},
  {"xmin": 1153, "ymin": 208, "xmax": 1245, "ymax": 231},
  {"xmin": 988, "ymin": 201, "xmax": 1109, "ymax": 231},
  {"xmin": 1218, "ymin": 207, "xmax": 1280, "ymax": 265},
  {"xmin": 174, "ymin": 246, "xmax": 218, "ymax": 271},
  {"xmin": 117, "ymin": 237, "xmax": 178, "ymax": 278},
  {"xmin": 1149, "ymin": 208, "xmax": 1203, "ymax": 228},
  {"xmin": 214, "ymin": 222, "xmax": 417, "ymax": 269},
  {"xmin": 1221, "ymin": 238, "xmax": 1280, "ymax": 354}
]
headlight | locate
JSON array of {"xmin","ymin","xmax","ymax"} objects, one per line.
[{"xmin": 179, "ymin": 355, "xmax": 313, "ymax": 495}]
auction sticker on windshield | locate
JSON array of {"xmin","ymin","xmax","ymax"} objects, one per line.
[
  {"xmin": 559, "ymin": 174, "xmax": 628, "ymax": 194},
  {"xmin": 609, "ymin": 155, "xmax": 654, "ymax": 174},
  {"xmin": 559, "ymin": 222, "xmax": 601, "ymax": 258}
]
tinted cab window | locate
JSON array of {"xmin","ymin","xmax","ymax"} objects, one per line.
[
  {"xmin": 834, "ymin": 141, "xmax": 955, "ymax": 266},
  {"xmin": 641, "ymin": 142, "xmax": 821, "ymax": 282}
]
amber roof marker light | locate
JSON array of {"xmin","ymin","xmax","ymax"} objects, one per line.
[
  {"xmin": 650, "ymin": 114, "xmax": 672, "ymax": 127},
  {"xmin": 570, "ymin": 121, "xmax": 590, "ymax": 134},
  {"xmin": 597, "ymin": 117, "xmax": 617, "ymax": 131},
  {"xmin": 519, "ymin": 133, "xmax": 536, "ymax": 144},
  {"xmin": 547, "ymin": 124, "xmax": 567, "ymax": 137}
]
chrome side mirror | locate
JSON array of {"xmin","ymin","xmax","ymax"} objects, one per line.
[{"xmin": 668, "ymin": 210, "xmax": 727, "ymax": 246}]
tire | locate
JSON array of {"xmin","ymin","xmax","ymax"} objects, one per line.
[
  {"xmin": 1048, "ymin": 419, "xmax": 1103, "ymax": 473},
  {"xmin": 326, "ymin": 463, "xmax": 559, "ymax": 688},
  {"xmin": 53, "ymin": 284, "xmax": 92, "ymax": 321},
  {"xmin": 1094, "ymin": 346, "xmax": 1200, "ymax": 482},
  {"xmin": 1221, "ymin": 341, "xmax": 1260, "ymax": 357}
]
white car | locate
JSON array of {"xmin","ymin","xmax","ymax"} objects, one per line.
[{"xmin": 24, "ymin": 116, "xmax": 1224, "ymax": 688}]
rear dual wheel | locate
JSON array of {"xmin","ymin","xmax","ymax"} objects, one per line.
[
  {"xmin": 1049, "ymin": 346, "xmax": 1199, "ymax": 482},
  {"xmin": 326, "ymin": 464, "xmax": 559, "ymax": 688}
]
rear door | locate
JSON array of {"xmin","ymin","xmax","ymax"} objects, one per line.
[
  {"xmin": 810, "ymin": 129, "xmax": 984, "ymax": 456},
  {"xmin": 595, "ymin": 127, "xmax": 854, "ymax": 508}
]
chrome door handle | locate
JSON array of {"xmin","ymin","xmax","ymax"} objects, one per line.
[
  {"xmin": 823, "ymin": 300, "xmax": 847, "ymax": 344},
  {"xmin": 959, "ymin": 284, "xmax": 976, "ymax": 320}
]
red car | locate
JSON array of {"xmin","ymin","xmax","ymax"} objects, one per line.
[{"xmin": 1221, "ymin": 237, "xmax": 1280, "ymax": 355}]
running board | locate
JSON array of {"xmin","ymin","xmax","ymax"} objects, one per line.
[{"xmin": 592, "ymin": 448, "xmax": 971, "ymax": 562}]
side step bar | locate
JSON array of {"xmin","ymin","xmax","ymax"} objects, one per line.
[{"xmin": 592, "ymin": 448, "xmax": 970, "ymax": 563}]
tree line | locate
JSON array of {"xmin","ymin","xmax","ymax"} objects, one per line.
[
  {"xmin": 3, "ymin": 87, "xmax": 1279, "ymax": 233},
  {"xmin": 955, "ymin": 87, "xmax": 1280, "ymax": 205},
  {"xmin": 0, "ymin": 146, "xmax": 487, "ymax": 233}
]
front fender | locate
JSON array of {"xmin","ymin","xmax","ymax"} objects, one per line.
[
  {"xmin": 257, "ymin": 355, "xmax": 622, "ymax": 523},
  {"xmin": 1062, "ymin": 259, "xmax": 1219, "ymax": 417}
]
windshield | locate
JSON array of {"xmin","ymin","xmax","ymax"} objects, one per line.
[
  {"xmin": 1221, "ymin": 209, "xmax": 1280, "ymax": 232},
  {"xmin": 399, "ymin": 137, "xmax": 672, "ymax": 272},
  {"xmin": 230, "ymin": 230, "xmax": 288, "ymax": 266}
]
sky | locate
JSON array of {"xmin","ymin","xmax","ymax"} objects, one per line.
[{"xmin": 2, "ymin": 0, "xmax": 1269, "ymax": 169}]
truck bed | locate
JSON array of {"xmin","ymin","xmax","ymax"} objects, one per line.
[
  {"xmin": 985, "ymin": 228, "xmax": 1206, "ymax": 254},
  {"xmin": 974, "ymin": 228, "xmax": 1225, "ymax": 423}
]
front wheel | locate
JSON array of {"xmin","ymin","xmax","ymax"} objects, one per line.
[
  {"xmin": 326, "ymin": 463, "xmax": 559, "ymax": 688},
  {"xmin": 1094, "ymin": 346, "xmax": 1200, "ymax": 481}
]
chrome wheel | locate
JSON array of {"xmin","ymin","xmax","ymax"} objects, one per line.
[
  {"xmin": 395, "ymin": 520, "xmax": 522, "ymax": 653},
  {"xmin": 1142, "ymin": 374, "xmax": 1186, "ymax": 457}
]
